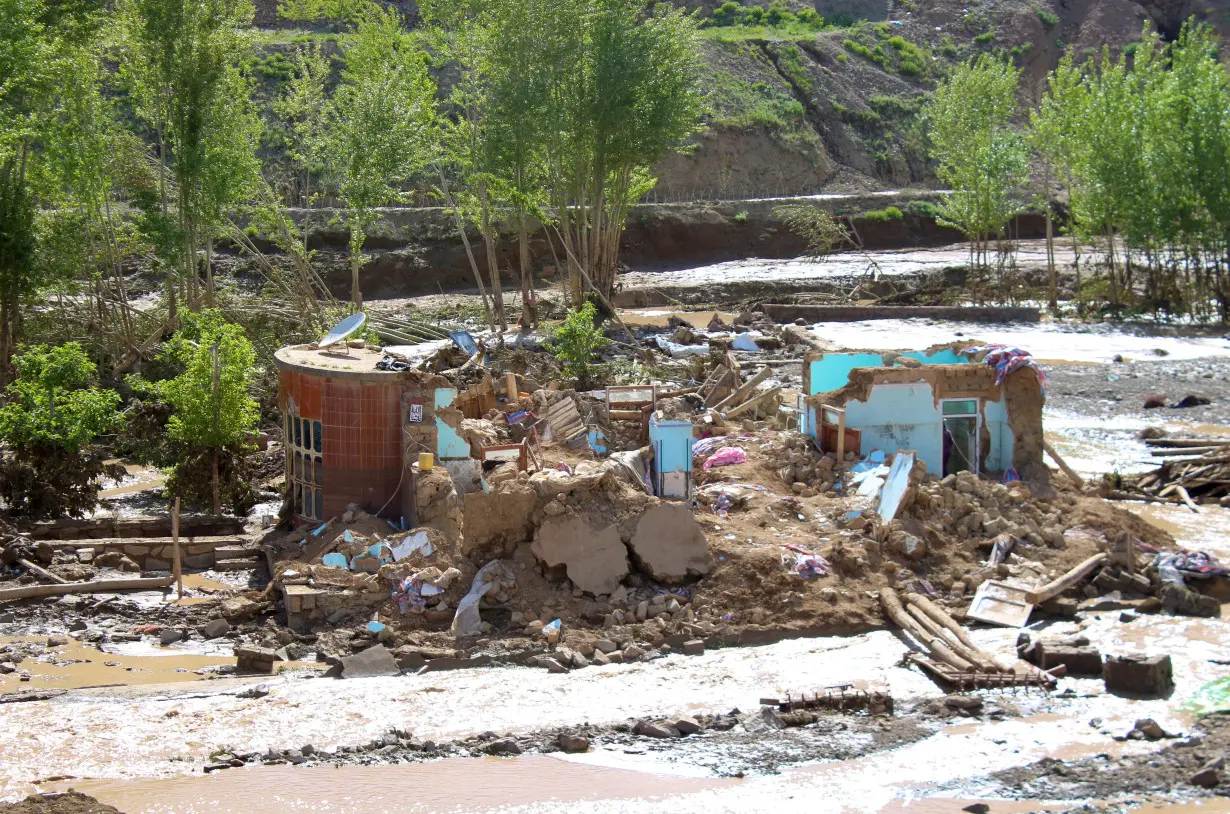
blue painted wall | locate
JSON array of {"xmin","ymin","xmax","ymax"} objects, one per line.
[
  {"xmin": 807, "ymin": 350, "xmax": 969, "ymax": 395},
  {"xmin": 434, "ymin": 388, "xmax": 472, "ymax": 459},
  {"xmin": 984, "ymin": 398, "xmax": 1015, "ymax": 471},
  {"xmin": 843, "ymin": 382, "xmax": 945, "ymax": 471}
]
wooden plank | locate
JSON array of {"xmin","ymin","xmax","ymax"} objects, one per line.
[
  {"xmin": 1043, "ymin": 440, "xmax": 1085, "ymax": 489},
  {"xmin": 1025, "ymin": 553, "xmax": 1107, "ymax": 604},
  {"xmin": 713, "ymin": 366, "xmax": 772, "ymax": 412},
  {"xmin": 0, "ymin": 576, "xmax": 175, "ymax": 603},
  {"xmin": 725, "ymin": 385, "xmax": 782, "ymax": 419},
  {"xmin": 18, "ymin": 558, "xmax": 69, "ymax": 585}
]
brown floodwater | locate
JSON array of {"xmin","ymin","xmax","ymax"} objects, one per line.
[
  {"xmin": 0, "ymin": 635, "xmax": 232, "ymax": 694},
  {"xmin": 50, "ymin": 755, "xmax": 736, "ymax": 814}
]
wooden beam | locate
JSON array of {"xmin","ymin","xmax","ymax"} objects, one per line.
[
  {"xmin": 724, "ymin": 385, "xmax": 782, "ymax": 419},
  {"xmin": 1025, "ymin": 553, "xmax": 1107, "ymax": 604},
  {"xmin": 713, "ymin": 366, "xmax": 773, "ymax": 412},
  {"xmin": 0, "ymin": 576, "xmax": 175, "ymax": 603},
  {"xmin": 1043, "ymin": 440, "xmax": 1085, "ymax": 489},
  {"xmin": 18, "ymin": 558, "xmax": 69, "ymax": 585}
]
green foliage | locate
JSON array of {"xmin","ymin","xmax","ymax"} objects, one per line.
[
  {"xmin": 925, "ymin": 54, "xmax": 1028, "ymax": 271},
  {"xmin": 701, "ymin": 1, "xmax": 826, "ymax": 41},
  {"xmin": 1036, "ymin": 9, "xmax": 1059, "ymax": 26},
  {"xmin": 0, "ymin": 343, "xmax": 124, "ymax": 518},
  {"xmin": 974, "ymin": 31, "xmax": 996, "ymax": 45},
  {"xmin": 774, "ymin": 204, "xmax": 850, "ymax": 257},
  {"xmin": 549, "ymin": 302, "xmax": 608, "ymax": 381},
  {"xmin": 706, "ymin": 67, "xmax": 822, "ymax": 157},
  {"xmin": 862, "ymin": 206, "xmax": 903, "ymax": 222},
  {"xmin": 733, "ymin": 210, "xmax": 748, "ymax": 223},
  {"xmin": 906, "ymin": 200, "xmax": 940, "ymax": 218}
]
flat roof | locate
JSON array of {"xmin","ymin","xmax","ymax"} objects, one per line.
[{"xmin": 274, "ymin": 344, "xmax": 402, "ymax": 380}]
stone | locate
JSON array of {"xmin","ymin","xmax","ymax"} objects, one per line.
[
  {"xmin": 568, "ymin": 651, "xmax": 589, "ymax": 669},
  {"xmin": 340, "ymin": 645, "xmax": 400, "ymax": 679},
  {"xmin": 531, "ymin": 515, "xmax": 628, "ymax": 595},
  {"xmin": 558, "ymin": 733, "xmax": 590, "ymax": 753},
  {"xmin": 236, "ymin": 645, "xmax": 279, "ymax": 674},
  {"xmin": 540, "ymin": 657, "xmax": 569, "ymax": 674},
  {"xmin": 160, "ymin": 629, "xmax": 183, "ymax": 646},
  {"xmin": 1035, "ymin": 643, "xmax": 1103, "ymax": 676},
  {"xmin": 68, "ymin": 620, "xmax": 87, "ymax": 632},
  {"xmin": 592, "ymin": 650, "xmax": 611, "ymax": 666},
  {"xmin": 1160, "ymin": 584, "xmax": 1221, "ymax": 618},
  {"xmin": 1190, "ymin": 757, "xmax": 1224, "ymax": 788},
  {"xmin": 1038, "ymin": 597, "xmax": 1078, "ymax": 617},
  {"xmin": 682, "ymin": 639, "xmax": 705, "ymax": 656},
  {"xmin": 1103, "ymin": 654, "xmax": 1173, "ymax": 698},
  {"xmin": 634, "ymin": 720, "xmax": 681, "ymax": 738},
  {"xmin": 34, "ymin": 541, "xmax": 54, "ymax": 565},
  {"xmin": 673, "ymin": 716, "xmax": 702, "ymax": 735},
  {"xmin": 0, "ymin": 662, "xmax": 15, "ymax": 674},
  {"xmin": 0, "ymin": 612, "xmax": 13, "ymax": 624},
  {"xmin": 595, "ymin": 639, "xmax": 617, "ymax": 653},
  {"xmin": 485, "ymin": 738, "xmax": 522, "ymax": 756},
  {"xmin": 1131, "ymin": 718, "xmax": 1169, "ymax": 740},
  {"xmin": 607, "ymin": 651, "xmax": 624, "ymax": 664},
  {"xmin": 622, "ymin": 645, "xmax": 644, "ymax": 661},
  {"xmin": 46, "ymin": 634, "xmax": 68, "ymax": 647},
  {"xmin": 627, "ymin": 503, "xmax": 711, "ymax": 583},
  {"xmin": 221, "ymin": 597, "xmax": 261, "ymax": 622},
  {"xmin": 76, "ymin": 548, "xmax": 94, "ymax": 564},
  {"xmin": 944, "ymin": 695, "xmax": 983, "ymax": 712},
  {"xmin": 201, "ymin": 619, "xmax": 231, "ymax": 639}
]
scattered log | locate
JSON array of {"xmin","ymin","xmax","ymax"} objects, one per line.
[
  {"xmin": 17, "ymin": 558, "xmax": 69, "ymax": 585},
  {"xmin": 724, "ymin": 385, "xmax": 783, "ymax": 420},
  {"xmin": 1043, "ymin": 440, "xmax": 1085, "ymax": 490},
  {"xmin": 0, "ymin": 575, "xmax": 174, "ymax": 603},
  {"xmin": 712, "ymin": 366, "xmax": 772, "ymax": 412},
  {"xmin": 880, "ymin": 588, "xmax": 975, "ymax": 672},
  {"xmin": 1024, "ymin": 553, "xmax": 1108, "ymax": 605}
]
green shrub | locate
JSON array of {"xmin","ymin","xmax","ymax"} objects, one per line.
[
  {"xmin": 0, "ymin": 343, "xmax": 125, "ymax": 519},
  {"xmin": 1054, "ymin": 39, "xmax": 1066, "ymax": 50},
  {"xmin": 906, "ymin": 200, "xmax": 939, "ymax": 218},
  {"xmin": 795, "ymin": 8, "xmax": 823, "ymax": 28},
  {"xmin": 884, "ymin": 205, "xmax": 903, "ymax": 219},
  {"xmin": 734, "ymin": 210, "xmax": 748, "ymax": 223},
  {"xmin": 1036, "ymin": 9, "xmax": 1059, "ymax": 25},
  {"xmin": 887, "ymin": 35, "xmax": 907, "ymax": 50},
  {"xmin": 863, "ymin": 209, "xmax": 890, "ymax": 222},
  {"xmin": 549, "ymin": 302, "xmax": 609, "ymax": 384},
  {"xmin": 712, "ymin": 1, "xmax": 741, "ymax": 25},
  {"xmin": 1124, "ymin": 42, "xmax": 1139, "ymax": 57},
  {"xmin": 898, "ymin": 59, "xmax": 922, "ymax": 75},
  {"xmin": 975, "ymin": 31, "xmax": 995, "ymax": 45},
  {"xmin": 837, "ymin": 51, "xmax": 848, "ymax": 63}
]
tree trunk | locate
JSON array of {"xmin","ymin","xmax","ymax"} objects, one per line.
[
  {"xmin": 1046, "ymin": 199, "xmax": 1057, "ymax": 312},
  {"xmin": 479, "ymin": 182, "xmax": 506, "ymax": 332},
  {"xmin": 349, "ymin": 227, "xmax": 364, "ymax": 308},
  {"xmin": 518, "ymin": 210, "xmax": 535, "ymax": 328},
  {"xmin": 211, "ymin": 448, "xmax": 221, "ymax": 516},
  {"xmin": 205, "ymin": 240, "xmax": 215, "ymax": 308},
  {"xmin": 0, "ymin": 298, "xmax": 11, "ymax": 388}
]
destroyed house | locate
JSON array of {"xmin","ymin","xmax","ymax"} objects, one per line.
[
  {"xmin": 800, "ymin": 346, "xmax": 1048, "ymax": 482},
  {"xmin": 275, "ymin": 344, "xmax": 474, "ymax": 525}
]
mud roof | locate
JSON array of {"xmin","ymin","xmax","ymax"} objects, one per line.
[{"xmin": 274, "ymin": 344, "xmax": 443, "ymax": 384}]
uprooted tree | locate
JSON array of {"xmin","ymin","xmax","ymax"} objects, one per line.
[
  {"xmin": 129, "ymin": 310, "xmax": 260, "ymax": 515},
  {"xmin": 0, "ymin": 342, "xmax": 125, "ymax": 519}
]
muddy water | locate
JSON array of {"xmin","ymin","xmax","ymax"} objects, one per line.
[
  {"xmin": 0, "ymin": 635, "xmax": 232, "ymax": 694},
  {"xmin": 1131, "ymin": 502, "xmax": 1230, "ymax": 558},
  {"xmin": 55, "ymin": 756, "xmax": 734, "ymax": 813}
]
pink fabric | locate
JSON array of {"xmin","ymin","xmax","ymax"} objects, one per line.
[{"xmin": 702, "ymin": 446, "xmax": 748, "ymax": 470}]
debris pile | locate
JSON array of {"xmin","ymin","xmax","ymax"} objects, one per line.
[{"xmin": 1115, "ymin": 435, "xmax": 1230, "ymax": 508}]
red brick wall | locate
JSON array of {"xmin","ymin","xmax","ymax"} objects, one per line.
[{"xmin": 279, "ymin": 369, "xmax": 415, "ymax": 523}]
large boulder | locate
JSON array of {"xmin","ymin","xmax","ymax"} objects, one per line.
[
  {"xmin": 627, "ymin": 502, "xmax": 710, "ymax": 583},
  {"xmin": 531, "ymin": 515, "xmax": 628, "ymax": 595}
]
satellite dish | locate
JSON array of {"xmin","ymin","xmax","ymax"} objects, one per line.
[{"xmin": 318, "ymin": 312, "xmax": 367, "ymax": 349}]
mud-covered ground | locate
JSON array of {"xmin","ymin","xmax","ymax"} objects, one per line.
[{"xmin": 1046, "ymin": 358, "xmax": 1230, "ymax": 427}]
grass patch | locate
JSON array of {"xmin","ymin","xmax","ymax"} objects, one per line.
[
  {"xmin": 974, "ymin": 31, "xmax": 996, "ymax": 45},
  {"xmin": 701, "ymin": 1, "xmax": 834, "ymax": 42},
  {"xmin": 706, "ymin": 65, "xmax": 821, "ymax": 154},
  {"xmin": 862, "ymin": 206, "xmax": 904, "ymax": 222},
  {"xmin": 1036, "ymin": 9, "xmax": 1059, "ymax": 26}
]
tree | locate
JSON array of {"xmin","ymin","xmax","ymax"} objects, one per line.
[
  {"xmin": 322, "ymin": 2, "xmax": 438, "ymax": 306},
  {"xmin": 115, "ymin": 0, "xmax": 258, "ymax": 310},
  {"xmin": 134, "ymin": 310, "xmax": 259, "ymax": 515},
  {"xmin": 925, "ymin": 55, "xmax": 1029, "ymax": 285},
  {"xmin": 0, "ymin": 342, "xmax": 124, "ymax": 519}
]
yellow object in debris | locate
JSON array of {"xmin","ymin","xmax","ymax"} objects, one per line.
[{"xmin": 418, "ymin": 453, "xmax": 435, "ymax": 471}]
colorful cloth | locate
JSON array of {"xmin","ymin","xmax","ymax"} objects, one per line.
[
  {"xmin": 964, "ymin": 345, "xmax": 1049, "ymax": 396},
  {"xmin": 702, "ymin": 446, "xmax": 748, "ymax": 470}
]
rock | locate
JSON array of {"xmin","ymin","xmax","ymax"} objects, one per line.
[
  {"xmin": 539, "ymin": 657, "xmax": 569, "ymax": 673},
  {"xmin": 592, "ymin": 650, "xmax": 611, "ymax": 666},
  {"xmin": 34, "ymin": 541, "xmax": 54, "ymax": 565},
  {"xmin": 634, "ymin": 720, "xmax": 681, "ymax": 738},
  {"xmin": 1039, "ymin": 597, "xmax": 1078, "ymax": 617},
  {"xmin": 236, "ymin": 645, "xmax": 279, "ymax": 674},
  {"xmin": 200, "ymin": 619, "xmax": 231, "ymax": 639},
  {"xmin": 627, "ymin": 503, "xmax": 711, "ymax": 582},
  {"xmin": 558, "ymin": 733, "xmax": 590, "ymax": 753},
  {"xmin": 1172, "ymin": 394, "xmax": 1211, "ymax": 408},
  {"xmin": 0, "ymin": 662, "xmax": 16, "ymax": 674},
  {"xmin": 1190, "ymin": 757, "xmax": 1224, "ymax": 788},
  {"xmin": 595, "ymin": 639, "xmax": 618, "ymax": 654},
  {"xmin": 682, "ymin": 639, "xmax": 705, "ymax": 656},
  {"xmin": 46, "ymin": 634, "xmax": 68, "ymax": 647},
  {"xmin": 0, "ymin": 612, "xmax": 13, "ymax": 624},
  {"xmin": 159, "ymin": 629, "xmax": 183, "ymax": 646},
  {"xmin": 220, "ymin": 597, "xmax": 261, "ymax": 622},
  {"xmin": 543, "ymin": 500, "xmax": 566, "ymax": 516},
  {"xmin": 485, "ymin": 738, "xmax": 522, "ymax": 756},
  {"xmin": 236, "ymin": 683, "xmax": 270, "ymax": 699},
  {"xmin": 340, "ymin": 645, "xmax": 400, "ymax": 679},
  {"xmin": 1034, "ymin": 643, "xmax": 1103, "ymax": 676},
  {"xmin": 531, "ymin": 515, "xmax": 629, "ymax": 595},
  {"xmin": 67, "ymin": 620, "xmax": 87, "ymax": 632},
  {"xmin": 1143, "ymin": 393, "xmax": 1166, "ymax": 409},
  {"xmin": 75, "ymin": 548, "xmax": 94, "ymax": 564},
  {"xmin": 1160, "ymin": 583, "xmax": 1221, "ymax": 617},
  {"xmin": 944, "ymin": 695, "xmax": 983, "ymax": 712},
  {"xmin": 1131, "ymin": 718, "xmax": 1169, "ymax": 740},
  {"xmin": 962, "ymin": 805, "xmax": 990, "ymax": 814},
  {"xmin": 622, "ymin": 645, "xmax": 644, "ymax": 661},
  {"xmin": 1103, "ymin": 654, "xmax": 1173, "ymax": 698},
  {"xmin": 673, "ymin": 716, "xmax": 702, "ymax": 735},
  {"xmin": 1138, "ymin": 596, "xmax": 1163, "ymax": 614}
]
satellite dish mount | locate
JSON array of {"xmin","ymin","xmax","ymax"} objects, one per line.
[{"xmin": 317, "ymin": 312, "xmax": 367, "ymax": 355}]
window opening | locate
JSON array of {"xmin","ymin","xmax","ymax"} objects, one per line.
[{"xmin": 286, "ymin": 407, "xmax": 324, "ymax": 521}]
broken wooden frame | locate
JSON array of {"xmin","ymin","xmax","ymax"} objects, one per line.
[{"xmin": 818, "ymin": 405, "xmax": 860, "ymax": 462}]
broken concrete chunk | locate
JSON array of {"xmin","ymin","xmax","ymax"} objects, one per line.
[
  {"xmin": 200, "ymin": 619, "xmax": 231, "ymax": 639},
  {"xmin": 531, "ymin": 515, "xmax": 628, "ymax": 595},
  {"xmin": 340, "ymin": 645, "xmax": 400, "ymax": 679},
  {"xmin": 682, "ymin": 639, "xmax": 705, "ymax": 656},
  {"xmin": 634, "ymin": 720, "xmax": 681, "ymax": 738},
  {"xmin": 558, "ymin": 733, "xmax": 590, "ymax": 753},
  {"xmin": 1103, "ymin": 654, "xmax": 1173, "ymax": 698},
  {"xmin": 627, "ymin": 503, "xmax": 711, "ymax": 583},
  {"xmin": 1035, "ymin": 643, "xmax": 1102, "ymax": 676}
]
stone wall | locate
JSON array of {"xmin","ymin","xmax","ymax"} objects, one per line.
[{"xmin": 24, "ymin": 515, "xmax": 245, "ymax": 540}]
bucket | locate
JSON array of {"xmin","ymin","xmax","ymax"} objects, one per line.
[{"xmin": 418, "ymin": 452, "xmax": 434, "ymax": 471}]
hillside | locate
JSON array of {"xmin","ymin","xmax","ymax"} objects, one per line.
[{"xmin": 248, "ymin": 0, "xmax": 1230, "ymax": 200}]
